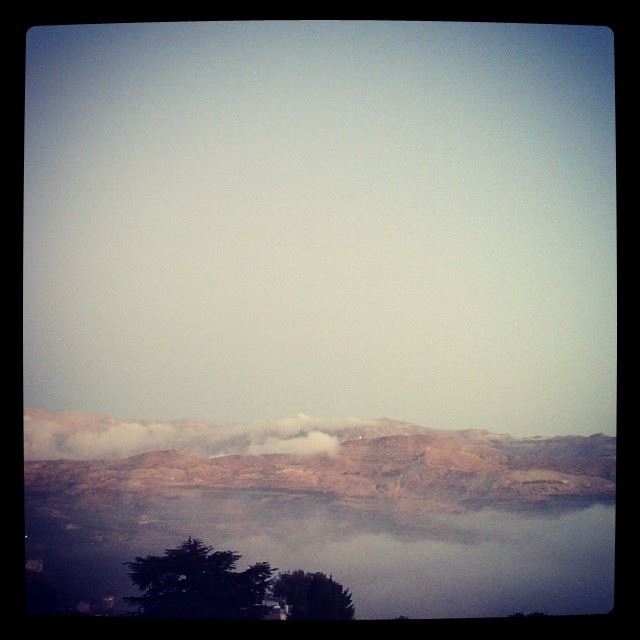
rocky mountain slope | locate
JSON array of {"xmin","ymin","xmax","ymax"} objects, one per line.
[{"xmin": 24, "ymin": 422, "xmax": 615, "ymax": 517}]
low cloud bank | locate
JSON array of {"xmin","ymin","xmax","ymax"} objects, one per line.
[
  {"xmin": 23, "ymin": 409, "xmax": 378, "ymax": 460},
  {"xmin": 247, "ymin": 431, "xmax": 340, "ymax": 457}
]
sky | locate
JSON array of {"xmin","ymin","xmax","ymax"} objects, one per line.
[{"xmin": 23, "ymin": 21, "xmax": 617, "ymax": 437}]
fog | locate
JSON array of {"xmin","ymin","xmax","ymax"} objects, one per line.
[
  {"xmin": 23, "ymin": 409, "xmax": 373, "ymax": 459},
  {"xmin": 282, "ymin": 506, "xmax": 615, "ymax": 618},
  {"xmin": 189, "ymin": 500, "xmax": 616, "ymax": 618},
  {"xmin": 25, "ymin": 487, "xmax": 615, "ymax": 618}
]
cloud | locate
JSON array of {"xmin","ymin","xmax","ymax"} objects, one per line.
[
  {"xmin": 247, "ymin": 431, "xmax": 340, "ymax": 457},
  {"xmin": 23, "ymin": 418, "xmax": 68, "ymax": 459},
  {"xmin": 65, "ymin": 422, "xmax": 175, "ymax": 459},
  {"xmin": 23, "ymin": 409, "xmax": 381, "ymax": 460}
]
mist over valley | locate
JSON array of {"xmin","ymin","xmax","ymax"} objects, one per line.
[{"xmin": 24, "ymin": 410, "xmax": 616, "ymax": 619}]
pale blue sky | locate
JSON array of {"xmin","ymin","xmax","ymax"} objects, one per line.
[{"xmin": 23, "ymin": 21, "xmax": 616, "ymax": 436}]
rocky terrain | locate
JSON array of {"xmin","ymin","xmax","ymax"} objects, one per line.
[
  {"xmin": 24, "ymin": 418, "xmax": 615, "ymax": 519},
  {"xmin": 23, "ymin": 416, "xmax": 616, "ymax": 615}
]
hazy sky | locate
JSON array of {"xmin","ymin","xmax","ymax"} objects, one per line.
[{"xmin": 23, "ymin": 21, "xmax": 616, "ymax": 437}]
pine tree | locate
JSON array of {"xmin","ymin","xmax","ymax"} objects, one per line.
[
  {"xmin": 124, "ymin": 537, "xmax": 275, "ymax": 619},
  {"xmin": 272, "ymin": 570, "xmax": 355, "ymax": 620}
]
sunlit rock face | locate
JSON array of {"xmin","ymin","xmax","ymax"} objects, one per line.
[
  {"xmin": 23, "ymin": 414, "xmax": 616, "ymax": 619},
  {"xmin": 24, "ymin": 414, "xmax": 615, "ymax": 518}
]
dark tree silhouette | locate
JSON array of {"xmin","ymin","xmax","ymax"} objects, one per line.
[
  {"xmin": 272, "ymin": 570, "xmax": 355, "ymax": 620},
  {"xmin": 124, "ymin": 537, "xmax": 275, "ymax": 619}
]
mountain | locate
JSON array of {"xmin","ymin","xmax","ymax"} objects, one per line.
[{"xmin": 24, "ymin": 420, "xmax": 615, "ymax": 518}]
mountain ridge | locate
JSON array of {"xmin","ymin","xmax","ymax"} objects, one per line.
[{"xmin": 24, "ymin": 425, "xmax": 616, "ymax": 518}]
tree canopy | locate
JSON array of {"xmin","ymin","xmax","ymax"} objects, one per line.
[
  {"xmin": 272, "ymin": 569, "xmax": 355, "ymax": 620},
  {"xmin": 124, "ymin": 537, "xmax": 275, "ymax": 619}
]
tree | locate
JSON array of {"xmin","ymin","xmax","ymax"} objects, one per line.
[
  {"xmin": 272, "ymin": 570, "xmax": 355, "ymax": 620},
  {"xmin": 124, "ymin": 537, "xmax": 275, "ymax": 619}
]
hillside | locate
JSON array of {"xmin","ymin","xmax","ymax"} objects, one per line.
[{"xmin": 24, "ymin": 424, "xmax": 615, "ymax": 517}]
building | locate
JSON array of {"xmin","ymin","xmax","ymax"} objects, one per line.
[{"xmin": 262, "ymin": 598, "xmax": 290, "ymax": 620}]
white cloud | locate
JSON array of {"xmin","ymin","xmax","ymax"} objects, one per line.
[
  {"xmin": 247, "ymin": 431, "xmax": 341, "ymax": 457},
  {"xmin": 23, "ymin": 419, "xmax": 66, "ymax": 459},
  {"xmin": 23, "ymin": 410, "xmax": 381, "ymax": 460}
]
